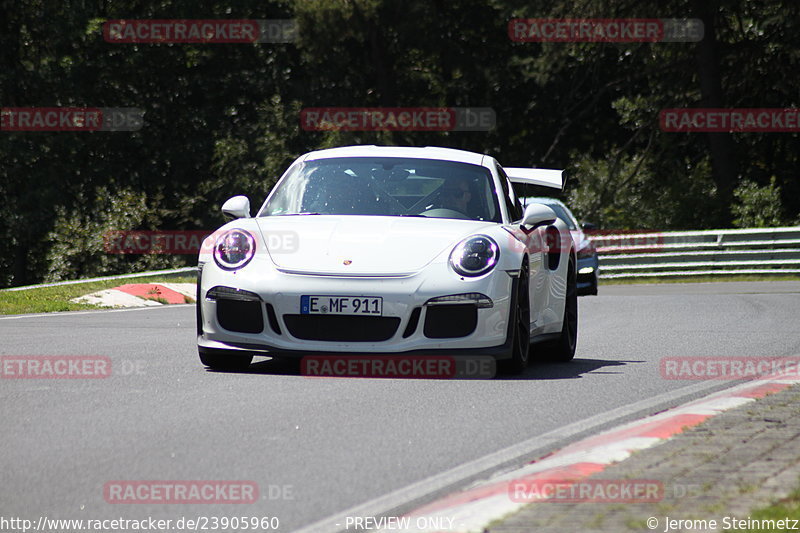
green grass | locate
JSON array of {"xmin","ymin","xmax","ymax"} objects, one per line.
[
  {"xmin": 724, "ymin": 486, "xmax": 800, "ymax": 532},
  {"xmin": 0, "ymin": 275, "xmax": 196, "ymax": 315},
  {"xmin": 601, "ymin": 274, "xmax": 800, "ymax": 286}
]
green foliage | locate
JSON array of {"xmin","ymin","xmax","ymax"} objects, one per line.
[
  {"xmin": 44, "ymin": 187, "xmax": 188, "ymax": 282},
  {"xmin": 731, "ymin": 177, "xmax": 788, "ymax": 228},
  {"xmin": 567, "ymin": 151, "xmax": 716, "ymax": 230}
]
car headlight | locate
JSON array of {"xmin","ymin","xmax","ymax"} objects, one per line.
[
  {"xmin": 213, "ymin": 229, "xmax": 256, "ymax": 270},
  {"xmin": 449, "ymin": 235, "xmax": 499, "ymax": 277}
]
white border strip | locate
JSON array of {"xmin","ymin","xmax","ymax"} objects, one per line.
[
  {"xmin": 292, "ymin": 379, "xmax": 751, "ymax": 533},
  {"xmin": 1, "ymin": 266, "xmax": 196, "ymax": 292},
  {"xmin": 0, "ymin": 303, "xmax": 194, "ymax": 320}
]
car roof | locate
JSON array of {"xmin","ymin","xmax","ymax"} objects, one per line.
[{"xmin": 300, "ymin": 145, "xmax": 487, "ymax": 166}]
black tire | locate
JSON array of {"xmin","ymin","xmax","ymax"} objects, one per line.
[
  {"xmin": 196, "ymin": 268, "xmax": 203, "ymax": 335},
  {"xmin": 539, "ymin": 258, "xmax": 578, "ymax": 362},
  {"xmin": 199, "ymin": 348, "xmax": 253, "ymax": 371},
  {"xmin": 499, "ymin": 261, "xmax": 531, "ymax": 375},
  {"xmin": 587, "ymin": 271, "xmax": 598, "ymax": 296}
]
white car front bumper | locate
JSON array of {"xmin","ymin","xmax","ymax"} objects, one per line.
[{"xmin": 197, "ymin": 259, "xmax": 516, "ymax": 358}]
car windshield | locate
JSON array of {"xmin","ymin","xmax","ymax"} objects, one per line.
[
  {"xmin": 260, "ymin": 157, "xmax": 501, "ymax": 222},
  {"xmin": 524, "ymin": 198, "xmax": 577, "ymax": 230}
]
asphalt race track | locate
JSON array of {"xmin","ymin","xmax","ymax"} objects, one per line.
[{"xmin": 3, "ymin": 281, "xmax": 800, "ymax": 532}]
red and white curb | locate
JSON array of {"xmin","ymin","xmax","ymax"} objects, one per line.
[
  {"xmin": 70, "ymin": 283, "xmax": 196, "ymax": 308},
  {"xmin": 384, "ymin": 376, "xmax": 800, "ymax": 532}
]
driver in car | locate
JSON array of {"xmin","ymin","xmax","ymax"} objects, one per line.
[{"xmin": 440, "ymin": 179, "xmax": 473, "ymax": 215}]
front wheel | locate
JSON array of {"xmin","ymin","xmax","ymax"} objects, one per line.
[
  {"xmin": 539, "ymin": 259, "xmax": 578, "ymax": 362},
  {"xmin": 499, "ymin": 261, "xmax": 530, "ymax": 375},
  {"xmin": 199, "ymin": 348, "xmax": 253, "ymax": 371}
]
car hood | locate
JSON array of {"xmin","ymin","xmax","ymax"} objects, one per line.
[{"xmin": 254, "ymin": 215, "xmax": 495, "ymax": 276}]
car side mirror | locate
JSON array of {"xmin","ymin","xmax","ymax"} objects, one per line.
[
  {"xmin": 581, "ymin": 221, "xmax": 597, "ymax": 231},
  {"xmin": 221, "ymin": 195, "xmax": 251, "ymax": 219},
  {"xmin": 521, "ymin": 203, "xmax": 557, "ymax": 229}
]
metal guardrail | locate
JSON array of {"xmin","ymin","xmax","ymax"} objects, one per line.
[{"xmin": 590, "ymin": 226, "xmax": 800, "ymax": 278}]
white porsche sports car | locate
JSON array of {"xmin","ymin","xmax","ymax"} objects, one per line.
[{"xmin": 197, "ymin": 145, "xmax": 577, "ymax": 375}]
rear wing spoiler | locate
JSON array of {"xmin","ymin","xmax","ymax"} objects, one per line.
[{"xmin": 505, "ymin": 168, "xmax": 564, "ymax": 190}]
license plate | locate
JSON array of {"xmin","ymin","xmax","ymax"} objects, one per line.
[{"xmin": 300, "ymin": 295, "xmax": 383, "ymax": 316}]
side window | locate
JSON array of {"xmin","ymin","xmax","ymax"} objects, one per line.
[{"xmin": 496, "ymin": 165, "xmax": 523, "ymax": 221}]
